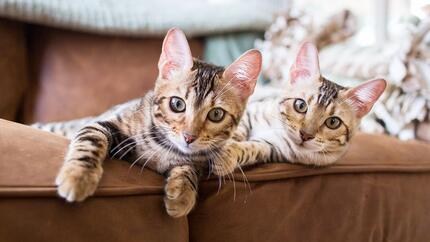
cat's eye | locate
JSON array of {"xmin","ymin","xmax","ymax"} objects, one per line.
[
  {"xmin": 207, "ymin": 108, "xmax": 225, "ymax": 123},
  {"xmin": 293, "ymin": 99, "xmax": 307, "ymax": 113},
  {"xmin": 169, "ymin": 97, "xmax": 186, "ymax": 113},
  {"xmin": 325, "ymin": 117, "xmax": 342, "ymax": 129}
]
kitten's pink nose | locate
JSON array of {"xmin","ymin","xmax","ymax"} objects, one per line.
[
  {"xmin": 183, "ymin": 133, "xmax": 197, "ymax": 144},
  {"xmin": 300, "ymin": 130, "xmax": 315, "ymax": 142}
]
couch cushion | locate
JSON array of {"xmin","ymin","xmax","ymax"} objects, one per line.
[
  {"xmin": 0, "ymin": 119, "xmax": 187, "ymax": 242},
  {"xmin": 0, "ymin": 19, "xmax": 28, "ymax": 121},
  {"xmin": 1, "ymin": 119, "xmax": 430, "ymax": 241},
  {"xmin": 21, "ymin": 26, "xmax": 203, "ymax": 123},
  {"xmin": 189, "ymin": 134, "xmax": 430, "ymax": 242}
]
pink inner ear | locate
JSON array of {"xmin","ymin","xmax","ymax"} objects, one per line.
[
  {"xmin": 347, "ymin": 79, "xmax": 387, "ymax": 118},
  {"xmin": 290, "ymin": 69, "xmax": 311, "ymax": 83},
  {"xmin": 224, "ymin": 49, "xmax": 262, "ymax": 100},
  {"xmin": 158, "ymin": 28, "xmax": 193, "ymax": 79},
  {"xmin": 290, "ymin": 41, "xmax": 320, "ymax": 84}
]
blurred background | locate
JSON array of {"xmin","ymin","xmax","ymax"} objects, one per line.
[{"xmin": 0, "ymin": 0, "xmax": 429, "ymax": 141}]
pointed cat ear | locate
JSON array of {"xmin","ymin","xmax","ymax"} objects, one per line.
[
  {"xmin": 346, "ymin": 78, "xmax": 387, "ymax": 118},
  {"xmin": 289, "ymin": 41, "xmax": 320, "ymax": 85},
  {"xmin": 223, "ymin": 49, "xmax": 262, "ymax": 100},
  {"xmin": 158, "ymin": 28, "xmax": 193, "ymax": 80}
]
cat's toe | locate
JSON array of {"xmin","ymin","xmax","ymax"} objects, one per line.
[
  {"xmin": 164, "ymin": 187, "xmax": 196, "ymax": 218},
  {"xmin": 55, "ymin": 163, "xmax": 102, "ymax": 202},
  {"xmin": 165, "ymin": 176, "xmax": 185, "ymax": 200}
]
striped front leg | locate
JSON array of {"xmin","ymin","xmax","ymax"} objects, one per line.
[
  {"xmin": 164, "ymin": 165, "xmax": 199, "ymax": 217},
  {"xmin": 55, "ymin": 122, "xmax": 112, "ymax": 202},
  {"xmin": 212, "ymin": 140, "xmax": 275, "ymax": 176}
]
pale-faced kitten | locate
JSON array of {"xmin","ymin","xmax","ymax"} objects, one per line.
[
  {"xmin": 34, "ymin": 28, "xmax": 262, "ymax": 217},
  {"xmin": 211, "ymin": 42, "xmax": 386, "ymax": 175}
]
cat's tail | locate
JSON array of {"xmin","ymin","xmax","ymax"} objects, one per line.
[{"xmin": 31, "ymin": 117, "xmax": 95, "ymax": 139}]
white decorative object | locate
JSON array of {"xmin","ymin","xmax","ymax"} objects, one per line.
[
  {"xmin": 0, "ymin": 0, "xmax": 288, "ymax": 37},
  {"xmin": 255, "ymin": 9, "xmax": 357, "ymax": 87}
]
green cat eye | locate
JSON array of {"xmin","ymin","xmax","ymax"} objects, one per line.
[
  {"xmin": 325, "ymin": 116, "xmax": 342, "ymax": 129},
  {"xmin": 293, "ymin": 99, "xmax": 307, "ymax": 113},
  {"xmin": 207, "ymin": 108, "xmax": 225, "ymax": 123},
  {"xmin": 169, "ymin": 97, "xmax": 186, "ymax": 113}
]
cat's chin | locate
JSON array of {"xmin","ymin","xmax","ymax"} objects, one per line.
[
  {"xmin": 287, "ymin": 135, "xmax": 344, "ymax": 165},
  {"xmin": 176, "ymin": 145, "xmax": 197, "ymax": 154},
  {"xmin": 293, "ymin": 146, "xmax": 347, "ymax": 166}
]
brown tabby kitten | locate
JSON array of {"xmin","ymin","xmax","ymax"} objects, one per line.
[
  {"xmin": 211, "ymin": 42, "xmax": 387, "ymax": 175},
  {"xmin": 35, "ymin": 28, "xmax": 262, "ymax": 217}
]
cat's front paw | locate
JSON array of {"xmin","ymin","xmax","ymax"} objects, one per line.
[
  {"xmin": 164, "ymin": 167, "xmax": 197, "ymax": 218},
  {"xmin": 55, "ymin": 162, "xmax": 102, "ymax": 202}
]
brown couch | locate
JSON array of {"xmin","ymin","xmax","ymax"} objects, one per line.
[{"xmin": 1, "ymin": 19, "xmax": 430, "ymax": 242}]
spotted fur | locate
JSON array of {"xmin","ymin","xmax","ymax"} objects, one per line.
[
  {"xmin": 317, "ymin": 76, "xmax": 346, "ymax": 107},
  {"xmin": 211, "ymin": 42, "xmax": 386, "ymax": 176},
  {"xmin": 191, "ymin": 59, "xmax": 224, "ymax": 107},
  {"xmin": 34, "ymin": 28, "xmax": 262, "ymax": 218}
]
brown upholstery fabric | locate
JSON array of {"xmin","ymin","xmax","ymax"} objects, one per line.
[
  {"xmin": 22, "ymin": 26, "xmax": 203, "ymax": 123},
  {"xmin": 192, "ymin": 173, "xmax": 430, "ymax": 242},
  {"xmin": 1, "ymin": 119, "xmax": 430, "ymax": 241},
  {"xmin": 0, "ymin": 119, "xmax": 188, "ymax": 242},
  {"xmin": 0, "ymin": 19, "xmax": 28, "ymax": 121},
  {"xmin": 190, "ymin": 135, "xmax": 430, "ymax": 242}
]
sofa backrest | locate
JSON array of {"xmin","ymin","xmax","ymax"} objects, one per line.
[{"xmin": 0, "ymin": 19, "xmax": 203, "ymax": 123}]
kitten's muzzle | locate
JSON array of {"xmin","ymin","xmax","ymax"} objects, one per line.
[{"xmin": 299, "ymin": 130, "xmax": 315, "ymax": 142}]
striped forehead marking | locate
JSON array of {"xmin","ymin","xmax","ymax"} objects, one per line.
[
  {"xmin": 190, "ymin": 59, "xmax": 224, "ymax": 107},
  {"xmin": 317, "ymin": 76, "xmax": 346, "ymax": 107}
]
